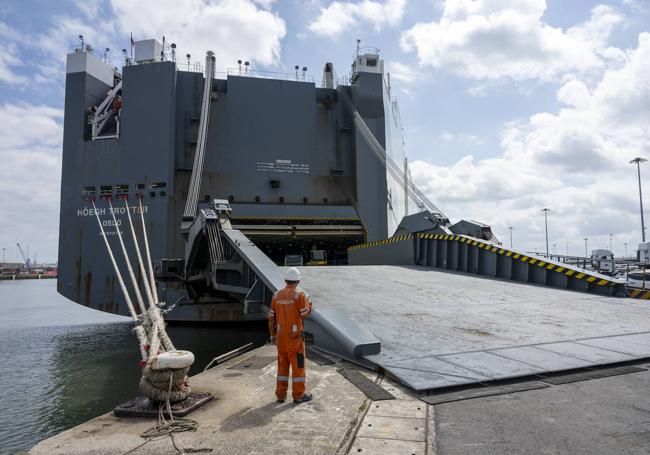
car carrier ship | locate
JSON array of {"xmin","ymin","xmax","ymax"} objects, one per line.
[
  {"xmin": 58, "ymin": 38, "xmax": 497, "ymax": 322},
  {"xmin": 58, "ymin": 37, "xmax": 650, "ymax": 394}
]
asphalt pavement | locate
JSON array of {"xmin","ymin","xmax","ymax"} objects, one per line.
[{"xmin": 434, "ymin": 363, "xmax": 650, "ymax": 454}]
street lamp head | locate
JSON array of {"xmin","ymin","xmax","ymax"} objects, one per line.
[
  {"xmin": 541, "ymin": 208, "xmax": 550, "ymax": 212},
  {"xmin": 630, "ymin": 157, "xmax": 647, "ymax": 164}
]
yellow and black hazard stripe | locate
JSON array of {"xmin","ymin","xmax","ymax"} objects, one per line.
[
  {"xmin": 629, "ymin": 288, "xmax": 650, "ymax": 300},
  {"xmin": 348, "ymin": 234, "xmax": 413, "ymax": 251},
  {"xmin": 414, "ymin": 232, "xmax": 616, "ymax": 287}
]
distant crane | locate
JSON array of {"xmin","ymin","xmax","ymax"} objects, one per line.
[{"xmin": 16, "ymin": 243, "xmax": 31, "ymax": 270}]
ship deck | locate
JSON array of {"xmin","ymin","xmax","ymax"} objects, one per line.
[{"xmin": 299, "ymin": 265, "xmax": 650, "ymax": 391}]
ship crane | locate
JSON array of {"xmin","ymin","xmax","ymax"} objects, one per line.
[{"xmin": 16, "ymin": 243, "xmax": 30, "ymax": 270}]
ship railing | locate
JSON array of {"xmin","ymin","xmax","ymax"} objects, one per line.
[
  {"xmin": 332, "ymin": 75, "xmax": 350, "ymax": 87},
  {"xmin": 177, "ymin": 61, "xmax": 204, "ymax": 73},
  {"xmin": 175, "ymin": 62, "xmax": 349, "ymax": 87},
  {"xmin": 222, "ymin": 67, "xmax": 316, "ymax": 83}
]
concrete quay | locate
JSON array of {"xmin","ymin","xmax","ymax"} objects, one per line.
[
  {"xmin": 30, "ymin": 344, "xmax": 435, "ymax": 455},
  {"xmin": 30, "ymin": 344, "xmax": 650, "ymax": 455}
]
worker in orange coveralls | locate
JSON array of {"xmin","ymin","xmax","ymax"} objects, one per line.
[
  {"xmin": 113, "ymin": 94, "xmax": 122, "ymax": 113},
  {"xmin": 269, "ymin": 267, "xmax": 313, "ymax": 404}
]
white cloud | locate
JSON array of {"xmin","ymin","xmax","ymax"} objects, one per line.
[
  {"xmin": 0, "ymin": 23, "xmax": 27, "ymax": 85},
  {"xmin": 556, "ymin": 79, "xmax": 591, "ymax": 108},
  {"xmin": 73, "ymin": 0, "xmax": 102, "ymax": 20},
  {"xmin": 251, "ymin": 0, "xmax": 275, "ymax": 8},
  {"xmin": 0, "ymin": 103, "xmax": 63, "ymax": 262},
  {"xmin": 0, "ymin": 43, "xmax": 26, "ymax": 85},
  {"xmin": 110, "ymin": 0, "xmax": 286, "ymax": 68},
  {"xmin": 439, "ymin": 131, "xmax": 485, "ymax": 146},
  {"xmin": 0, "ymin": 103, "xmax": 63, "ymax": 149},
  {"xmin": 410, "ymin": 33, "xmax": 650, "ymax": 253},
  {"xmin": 386, "ymin": 61, "xmax": 419, "ymax": 84},
  {"xmin": 622, "ymin": 0, "xmax": 650, "ymax": 14},
  {"xmin": 400, "ymin": 1, "xmax": 624, "ymax": 82},
  {"xmin": 0, "ymin": 21, "xmax": 19, "ymax": 40},
  {"xmin": 309, "ymin": 0, "xmax": 406, "ymax": 37}
]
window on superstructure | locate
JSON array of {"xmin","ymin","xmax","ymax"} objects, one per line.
[
  {"xmin": 81, "ymin": 186, "xmax": 96, "ymax": 197},
  {"xmin": 116, "ymin": 184, "xmax": 129, "ymax": 196},
  {"xmin": 151, "ymin": 182, "xmax": 167, "ymax": 189},
  {"xmin": 99, "ymin": 185, "xmax": 113, "ymax": 197}
]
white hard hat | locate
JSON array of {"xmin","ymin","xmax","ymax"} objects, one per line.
[{"xmin": 285, "ymin": 267, "xmax": 301, "ymax": 281}]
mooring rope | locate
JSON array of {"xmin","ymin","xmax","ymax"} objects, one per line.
[
  {"xmin": 121, "ymin": 197, "xmax": 155, "ymax": 311},
  {"xmin": 107, "ymin": 198, "xmax": 148, "ymax": 316},
  {"xmin": 93, "ymin": 198, "xmax": 176, "ymax": 368},
  {"xmin": 91, "ymin": 199, "xmax": 148, "ymax": 363},
  {"xmin": 131, "ymin": 197, "xmax": 175, "ymax": 353},
  {"xmin": 138, "ymin": 371, "xmax": 202, "ymax": 454},
  {"xmin": 138, "ymin": 197, "xmax": 159, "ymax": 305}
]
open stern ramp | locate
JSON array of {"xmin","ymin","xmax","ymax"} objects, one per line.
[
  {"xmin": 349, "ymin": 233, "xmax": 627, "ymax": 297},
  {"xmin": 298, "ymin": 266, "xmax": 650, "ymax": 391}
]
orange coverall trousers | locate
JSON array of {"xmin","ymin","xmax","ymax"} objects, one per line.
[{"xmin": 275, "ymin": 336, "xmax": 306, "ymax": 400}]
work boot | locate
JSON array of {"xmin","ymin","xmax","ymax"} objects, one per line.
[
  {"xmin": 293, "ymin": 392, "xmax": 313, "ymax": 404},
  {"xmin": 276, "ymin": 397, "xmax": 286, "ymax": 403}
]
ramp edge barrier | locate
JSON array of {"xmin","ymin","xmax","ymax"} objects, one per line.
[
  {"xmin": 629, "ymin": 288, "xmax": 650, "ymax": 299},
  {"xmin": 348, "ymin": 233, "xmax": 627, "ymax": 297}
]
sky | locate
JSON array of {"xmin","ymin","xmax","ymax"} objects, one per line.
[{"xmin": 0, "ymin": 0, "xmax": 648, "ymax": 263}]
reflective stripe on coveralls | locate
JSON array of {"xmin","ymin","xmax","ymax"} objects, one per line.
[{"xmin": 269, "ymin": 287, "xmax": 312, "ymax": 400}]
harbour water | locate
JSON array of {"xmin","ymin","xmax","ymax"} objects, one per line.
[{"xmin": 0, "ymin": 279, "xmax": 268, "ymax": 454}]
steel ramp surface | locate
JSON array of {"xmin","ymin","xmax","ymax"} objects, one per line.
[{"xmin": 298, "ymin": 266, "xmax": 650, "ymax": 391}]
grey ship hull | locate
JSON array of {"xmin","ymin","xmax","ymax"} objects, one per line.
[{"xmin": 58, "ymin": 51, "xmax": 413, "ymax": 321}]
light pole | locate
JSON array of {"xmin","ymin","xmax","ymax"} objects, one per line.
[
  {"xmin": 630, "ymin": 157, "xmax": 647, "ymax": 242},
  {"xmin": 625, "ymin": 242, "xmax": 628, "ymax": 257},
  {"xmin": 609, "ymin": 233, "xmax": 613, "ymax": 253},
  {"xmin": 566, "ymin": 242, "xmax": 570, "ymax": 256},
  {"xmin": 553, "ymin": 243, "xmax": 557, "ymax": 256},
  {"xmin": 584, "ymin": 237, "xmax": 588, "ymax": 257},
  {"xmin": 541, "ymin": 208, "xmax": 550, "ymax": 257},
  {"xmin": 1, "ymin": 247, "xmax": 5, "ymax": 266},
  {"xmin": 508, "ymin": 226, "xmax": 514, "ymax": 249}
]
